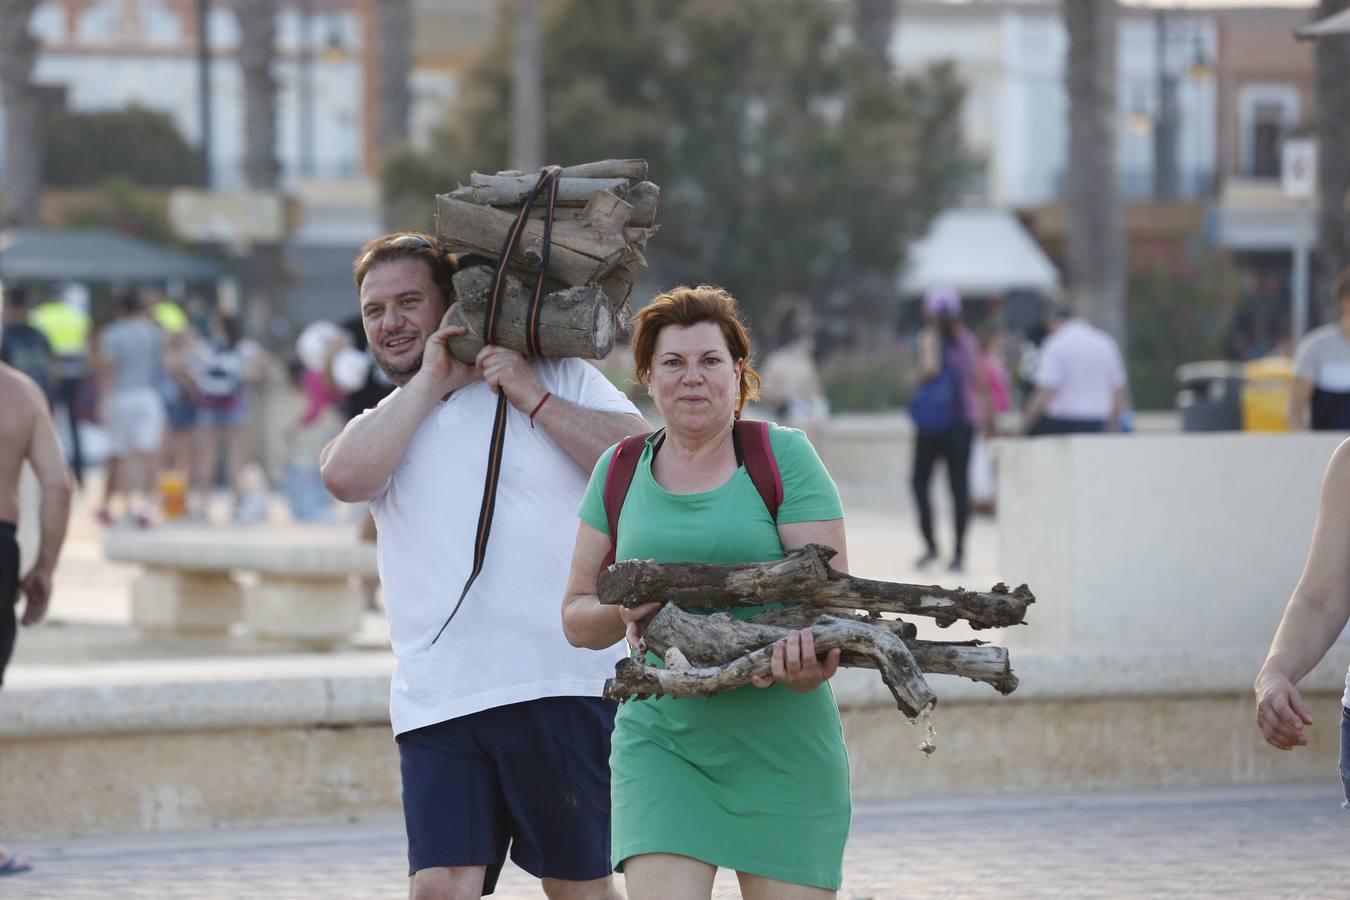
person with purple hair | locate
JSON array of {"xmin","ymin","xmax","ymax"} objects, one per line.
[{"xmin": 909, "ymin": 287, "xmax": 989, "ymax": 573}]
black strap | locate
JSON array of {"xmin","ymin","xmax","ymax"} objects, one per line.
[{"xmin": 431, "ymin": 165, "xmax": 562, "ymax": 645}]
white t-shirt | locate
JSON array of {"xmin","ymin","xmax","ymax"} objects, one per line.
[
  {"xmin": 367, "ymin": 357, "xmax": 639, "ymax": 735},
  {"xmin": 1293, "ymin": 324, "xmax": 1350, "ymax": 392},
  {"xmin": 1034, "ymin": 320, "xmax": 1127, "ymax": 421}
]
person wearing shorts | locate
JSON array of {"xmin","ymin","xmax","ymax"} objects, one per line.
[
  {"xmin": 320, "ymin": 233, "xmax": 649, "ymax": 898},
  {"xmin": 94, "ymin": 294, "xmax": 165, "ymax": 526},
  {"xmin": 0, "ymin": 346, "xmax": 74, "ymax": 875}
]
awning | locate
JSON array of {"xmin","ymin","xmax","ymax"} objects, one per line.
[
  {"xmin": 0, "ymin": 227, "xmax": 221, "ymax": 283},
  {"xmin": 899, "ymin": 208, "xmax": 1060, "ymax": 296},
  {"xmin": 1295, "ymin": 8, "xmax": 1350, "ymax": 39}
]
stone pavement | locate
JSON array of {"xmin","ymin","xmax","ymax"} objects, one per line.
[{"xmin": 5, "ymin": 784, "xmax": 1346, "ymax": 899}]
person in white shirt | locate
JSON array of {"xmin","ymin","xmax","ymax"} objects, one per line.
[
  {"xmin": 321, "ymin": 233, "xmax": 647, "ymax": 900},
  {"xmin": 1022, "ymin": 305, "xmax": 1127, "ymax": 435},
  {"xmin": 1289, "ymin": 268, "xmax": 1350, "ymax": 431}
]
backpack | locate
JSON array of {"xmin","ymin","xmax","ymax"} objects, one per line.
[
  {"xmin": 600, "ymin": 419, "xmax": 783, "ymax": 571},
  {"xmin": 908, "ymin": 349, "xmax": 960, "ymax": 435}
]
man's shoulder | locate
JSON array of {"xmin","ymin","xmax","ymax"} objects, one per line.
[
  {"xmin": 0, "ymin": 363, "xmax": 44, "ymax": 410},
  {"xmin": 1301, "ymin": 323, "xmax": 1348, "ymax": 351}
]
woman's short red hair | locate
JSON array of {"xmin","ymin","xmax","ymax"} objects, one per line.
[{"xmin": 631, "ymin": 284, "xmax": 761, "ymax": 417}]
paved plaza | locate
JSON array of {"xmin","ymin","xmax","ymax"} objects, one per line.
[
  {"xmin": 7, "ymin": 465, "xmax": 1349, "ymax": 898},
  {"xmin": 5, "ymin": 784, "xmax": 1346, "ymax": 899}
]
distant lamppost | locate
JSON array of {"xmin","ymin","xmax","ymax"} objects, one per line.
[{"xmin": 298, "ymin": 0, "xmax": 314, "ymax": 179}]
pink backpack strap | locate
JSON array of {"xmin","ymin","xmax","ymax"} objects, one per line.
[
  {"xmin": 736, "ymin": 419, "xmax": 783, "ymax": 521},
  {"xmin": 600, "ymin": 433, "xmax": 651, "ymax": 572}
]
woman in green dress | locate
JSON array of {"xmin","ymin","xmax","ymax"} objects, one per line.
[{"xmin": 562, "ymin": 284, "xmax": 851, "ymax": 899}]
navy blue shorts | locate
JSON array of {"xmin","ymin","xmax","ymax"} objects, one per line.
[{"xmin": 396, "ymin": 695, "xmax": 616, "ymax": 894}]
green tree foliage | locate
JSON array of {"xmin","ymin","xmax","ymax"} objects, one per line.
[
  {"xmin": 384, "ymin": 0, "xmax": 972, "ymax": 331},
  {"xmin": 41, "ymin": 104, "xmax": 199, "ymax": 188},
  {"xmin": 1126, "ymin": 254, "xmax": 1240, "ymax": 410},
  {"xmin": 60, "ymin": 176, "xmax": 175, "ymax": 245}
]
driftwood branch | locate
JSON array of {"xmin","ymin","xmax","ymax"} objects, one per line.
[
  {"xmin": 598, "ymin": 544, "xmax": 1034, "ymax": 630},
  {"xmin": 617, "ymin": 604, "xmax": 937, "ymax": 716},
  {"xmin": 647, "ymin": 604, "xmax": 1015, "ymax": 695}
]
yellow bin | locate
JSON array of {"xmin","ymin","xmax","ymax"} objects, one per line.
[{"xmin": 1241, "ymin": 356, "xmax": 1293, "ymax": 432}]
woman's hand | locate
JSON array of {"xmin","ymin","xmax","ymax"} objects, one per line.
[
  {"xmin": 620, "ymin": 601, "xmax": 664, "ymax": 652},
  {"xmin": 751, "ymin": 628, "xmax": 841, "ymax": 692},
  {"xmin": 1255, "ymin": 672, "xmax": 1314, "ymax": 750}
]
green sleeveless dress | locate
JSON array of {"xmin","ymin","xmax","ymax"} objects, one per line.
[{"xmin": 578, "ymin": 424, "xmax": 851, "ymax": 890}]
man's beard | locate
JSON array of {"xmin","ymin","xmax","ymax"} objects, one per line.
[{"xmin": 372, "ymin": 340, "xmax": 423, "ymax": 386}]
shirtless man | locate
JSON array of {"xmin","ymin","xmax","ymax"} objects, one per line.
[{"xmin": 0, "ymin": 356, "xmax": 73, "ymax": 876}]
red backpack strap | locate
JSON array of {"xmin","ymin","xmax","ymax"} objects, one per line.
[
  {"xmin": 736, "ymin": 419, "xmax": 783, "ymax": 521},
  {"xmin": 600, "ymin": 432, "xmax": 651, "ymax": 572}
]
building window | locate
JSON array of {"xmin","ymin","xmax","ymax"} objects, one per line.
[{"xmin": 1238, "ymin": 84, "xmax": 1299, "ymax": 179}]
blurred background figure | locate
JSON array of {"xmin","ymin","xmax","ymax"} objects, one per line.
[
  {"xmin": 92, "ymin": 293, "xmax": 165, "ymax": 527},
  {"xmin": 759, "ymin": 300, "xmax": 829, "ymax": 434},
  {"xmin": 286, "ymin": 320, "xmax": 351, "ymax": 524},
  {"xmin": 969, "ymin": 323, "xmax": 1014, "ymax": 516},
  {"xmin": 0, "ymin": 287, "xmax": 55, "ymax": 405},
  {"xmin": 189, "ymin": 310, "xmax": 268, "ymax": 522},
  {"xmin": 1022, "ymin": 304, "xmax": 1128, "ymax": 435},
  {"xmin": 30, "ymin": 284, "xmax": 92, "ymax": 488},
  {"xmin": 909, "ymin": 287, "xmax": 990, "ymax": 573},
  {"xmin": 1289, "ymin": 268, "xmax": 1350, "ymax": 431}
]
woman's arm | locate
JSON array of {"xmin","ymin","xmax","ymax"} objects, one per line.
[
  {"xmin": 1255, "ymin": 438, "xmax": 1350, "ymax": 749},
  {"xmin": 562, "ymin": 521, "xmax": 659, "ymax": 650},
  {"xmin": 917, "ymin": 328, "xmax": 939, "ymax": 380}
]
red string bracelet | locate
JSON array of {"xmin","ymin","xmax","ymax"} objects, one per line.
[{"xmin": 529, "ymin": 391, "xmax": 552, "ymax": 428}]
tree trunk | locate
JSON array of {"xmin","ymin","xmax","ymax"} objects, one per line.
[
  {"xmin": 1316, "ymin": 0, "xmax": 1350, "ymax": 303},
  {"xmin": 510, "ymin": 0, "xmax": 544, "ymax": 172},
  {"xmin": 0, "ymin": 0, "xmax": 42, "ymax": 226},
  {"xmin": 446, "ymin": 266, "xmax": 615, "ymax": 363},
  {"xmin": 234, "ymin": 0, "xmax": 285, "ymax": 344},
  {"xmin": 1063, "ymin": 0, "xmax": 1126, "ymax": 343},
  {"xmin": 853, "ymin": 0, "xmax": 897, "ymax": 73},
  {"xmin": 598, "ymin": 544, "xmax": 1035, "ymax": 630}
]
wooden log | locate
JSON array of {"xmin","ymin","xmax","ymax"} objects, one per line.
[
  {"xmin": 558, "ymin": 159, "xmax": 648, "ymax": 180},
  {"xmin": 599, "ymin": 546, "xmax": 832, "ymax": 609},
  {"xmin": 598, "ymin": 544, "xmax": 1035, "ymax": 630},
  {"xmin": 749, "ymin": 606, "xmax": 917, "ymax": 640},
  {"xmin": 446, "ymin": 266, "xmax": 615, "ymax": 363},
  {"xmin": 607, "ymin": 605, "xmax": 937, "ymax": 717},
  {"xmin": 648, "ymin": 605, "xmax": 1015, "ymax": 694},
  {"xmin": 448, "ymin": 175, "xmax": 631, "ymax": 207},
  {"xmin": 436, "ymin": 196, "xmax": 615, "ymax": 286},
  {"xmin": 625, "ymin": 181, "xmax": 660, "ymax": 228}
]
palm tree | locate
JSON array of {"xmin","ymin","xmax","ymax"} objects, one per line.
[
  {"xmin": 0, "ymin": 0, "xmax": 42, "ymax": 226},
  {"xmin": 853, "ymin": 0, "xmax": 897, "ymax": 73},
  {"xmin": 1316, "ymin": 0, "xmax": 1350, "ymax": 298},
  {"xmin": 510, "ymin": 0, "xmax": 543, "ymax": 172},
  {"xmin": 377, "ymin": 0, "xmax": 412, "ymax": 161},
  {"xmin": 1062, "ymin": 0, "xmax": 1126, "ymax": 342},
  {"xmin": 232, "ymin": 0, "xmax": 282, "ymax": 343}
]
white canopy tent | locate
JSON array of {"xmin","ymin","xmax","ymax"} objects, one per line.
[{"xmin": 898, "ymin": 208, "xmax": 1061, "ymax": 298}]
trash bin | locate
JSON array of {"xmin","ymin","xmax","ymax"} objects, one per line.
[
  {"xmin": 1241, "ymin": 356, "xmax": 1293, "ymax": 432},
  {"xmin": 1176, "ymin": 361, "xmax": 1244, "ymax": 431}
]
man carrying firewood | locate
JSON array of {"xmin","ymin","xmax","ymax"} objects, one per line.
[{"xmin": 321, "ymin": 232, "xmax": 648, "ymax": 900}]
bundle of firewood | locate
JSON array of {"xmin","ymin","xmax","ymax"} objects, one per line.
[
  {"xmin": 599, "ymin": 544, "xmax": 1033, "ymax": 747},
  {"xmin": 434, "ymin": 159, "xmax": 659, "ymax": 365}
]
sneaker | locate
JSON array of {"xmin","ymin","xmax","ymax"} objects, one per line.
[
  {"xmin": 947, "ymin": 556, "xmax": 964, "ymax": 574},
  {"xmin": 915, "ymin": 549, "xmax": 938, "ymax": 569}
]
